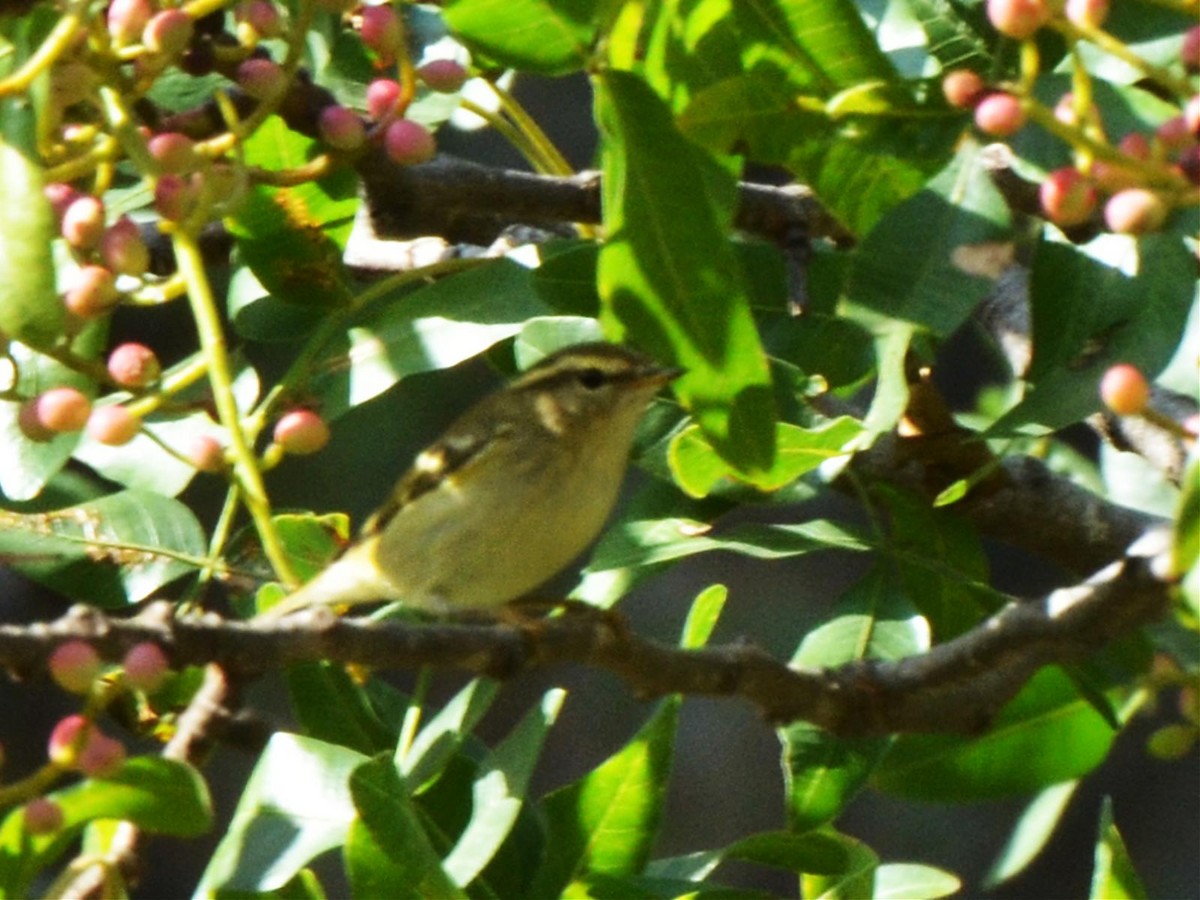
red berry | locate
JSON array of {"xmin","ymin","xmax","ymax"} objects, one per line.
[
  {"xmin": 77, "ymin": 731, "xmax": 126, "ymax": 778},
  {"xmin": 235, "ymin": 0, "xmax": 283, "ymax": 39},
  {"xmin": 1178, "ymin": 145, "xmax": 1200, "ymax": 185},
  {"xmin": 64, "ymin": 265, "xmax": 119, "ymax": 318},
  {"xmin": 360, "ymin": 5, "xmax": 402, "ymax": 65},
  {"xmin": 107, "ymin": 342, "xmax": 161, "ymax": 388},
  {"xmin": 318, "ymin": 105, "xmax": 366, "ymax": 150},
  {"xmin": 185, "ymin": 434, "xmax": 226, "ymax": 472},
  {"xmin": 1156, "ymin": 116, "xmax": 1194, "ymax": 154},
  {"xmin": 383, "ymin": 119, "xmax": 436, "ymax": 165},
  {"xmin": 47, "ymin": 714, "xmax": 91, "ymax": 767},
  {"xmin": 108, "ymin": 0, "xmax": 152, "ymax": 45},
  {"xmin": 61, "ymin": 195, "xmax": 106, "ymax": 249},
  {"xmin": 1065, "ymin": 0, "xmax": 1108, "ymax": 28},
  {"xmin": 1039, "ymin": 167, "xmax": 1097, "ymax": 226},
  {"xmin": 366, "ymin": 78, "xmax": 401, "ymax": 120},
  {"xmin": 1182, "ymin": 26, "xmax": 1200, "ymax": 73},
  {"xmin": 123, "ymin": 643, "xmax": 170, "ymax": 692},
  {"xmin": 1100, "ymin": 363, "xmax": 1150, "ymax": 415},
  {"xmin": 44, "ymin": 182, "xmax": 80, "ymax": 223},
  {"xmin": 974, "ymin": 93, "xmax": 1026, "ymax": 137},
  {"xmin": 32, "ymin": 387, "xmax": 92, "ymax": 433},
  {"xmin": 148, "ymin": 132, "xmax": 199, "ymax": 174},
  {"xmin": 86, "ymin": 405, "xmax": 142, "ymax": 446},
  {"xmin": 154, "ymin": 173, "xmax": 198, "ymax": 222},
  {"xmin": 274, "ymin": 409, "xmax": 331, "ymax": 455},
  {"xmin": 417, "ymin": 59, "xmax": 469, "ymax": 93},
  {"xmin": 942, "ymin": 70, "xmax": 986, "ymax": 110},
  {"xmin": 100, "ymin": 216, "xmax": 150, "ymax": 277},
  {"xmin": 237, "ymin": 57, "xmax": 287, "ymax": 100},
  {"xmin": 1185, "ymin": 96, "xmax": 1200, "ymax": 138},
  {"xmin": 1104, "ymin": 189, "xmax": 1167, "ymax": 234},
  {"xmin": 143, "ymin": 9, "xmax": 194, "ymax": 57},
  {"xmin": 49, "ymin": 641, "xmax": 102, "ymax": 694},
  {"xmin": 986, "ymin": 0, "xmax": 1050, "ymax": 39},
  {"xmin": 22, "ymin": 798, "xmax": 64, "ymax": 835},
  {"xmin": 18, "ymin": 401, "xmax": 55, "ymax": 442}
]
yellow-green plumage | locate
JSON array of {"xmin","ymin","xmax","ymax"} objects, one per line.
[{"xmin": 263, "ymin": 343, "xmax": 677, "ymax": 618}]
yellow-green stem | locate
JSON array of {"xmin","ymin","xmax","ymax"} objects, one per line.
[
  {"xmin": 172, "ymin": 230, "xmax": 299, "ymax": 587},
  {"xmin": 1054, "ymin": 20, "xmax": 1194, "ymax": 99},
  {"xmin": 490, "ymin": 81, "xmax": 575, "ymax": 177},
  {"xmin": 0, "ymin": 0, "xmax": 91, "ymax": 97}
]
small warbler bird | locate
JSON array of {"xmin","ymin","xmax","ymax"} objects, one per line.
[{"xmin": 263, "ymin": 342, "xmax": 679, "ymax": 618}]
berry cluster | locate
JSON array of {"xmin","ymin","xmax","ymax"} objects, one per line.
[
  {"xmin": 12, "ymin": 2, "xmax": 467, "ymax": 461},
  {"xmin": 942, "ymin": 1, "xmax": 1198, "ymax": 235}
]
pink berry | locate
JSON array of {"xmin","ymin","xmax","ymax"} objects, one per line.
[
  {"xmin": 154, "ymin": 173, "xmax": 198, "ymax": 221},
  {"xmin": 22, "ymin": 798, "xmax": 64, "ymax": 835},
  {"xmin": 143, "ymin": 9, "xmax": 194, "ymax": 58},
  {"xmin": 61, "ymin": 195, "xmax": 106, "ymax": 249},
  {"xmin": 32, "ymin": 387, "xmax": 92, "ymax": 433},
  {"xmin": 360, "ymin": 4, "xmax": 402, "ymax": 65},
  {"xmin": 1182, "ymin": 26, "xmax": 1200, "ymax": 73},
  {"xmin": 366, "ymin": 78, "xmax": 401, "ymax": 120},
  {"xmin": 974, "ymin": 93, "xmax": 1026, "ymax": 137},
  {"xmin": 1065, "ymin": 0, "xmax": 1108, "ymax": 28},
  {"xmin": 417, "ymin": 59, "xmax": 469, "ymax": 93},
  {"xmin": 1039, "ymin": 167, "xmax": 1097, "ymax": 226},
  {"xmin": 107, "ymin": 342, "xmax": 161, "ymax": 388},
  {"xmin": 383, "ymin": 119, "xmax": 435, "ymax": 165},
  {"xmin": 1104, "ymin": 188, "xmax": 1167, "ymax": 234},
  {"xmin": 107, "ymin": 0, "xmax": 152, "ymax": 45},
  {"xmin": 318, "ymin": 105, "xmax": 366, "ymax": 150},
  {"xmin": 185, "ymin": 434, "xmax": 226, "ymax": 472},
  {"xmin": 1156, "ymin": 116, "xmax": 1194, "ymax": 154},
  {"xmin": 148, "ymin": 132, "xmax": 199, "ymax": 174},
  {"xmin": 942, "ymin": 69, "xmax": 986, "ymax": 109},
  {"xmin": 77, "ymin": 731, "xmax": 126, "ymax": 778},
  {"xmin": 47, "ymin": 715, "xmax": 91, "ymax": 767},
  {"xmin": 274, "ymin": 409, "xmax": 331, "ymax": 455},
  {"xmin": 235, "ymin": 0, "xmax": 283, "ymax": 38},
  {"xmin": 49, "ymin": 641, "xmax": 102, "ymax": 694},
  {"xmin": 1185, "ymin": 96, "xmax": 1200, "ymax": 138},
  {"xmin": 101, "ymin": 216, "xmax": 150, "ymax": 277},
  {"xmin": 1100, "ymin": 363, "xmax": 1150, "ymax": 415},
  {"xmin": 64, "ymin": 265, "xmax": 119, "ymax": 318},
  {"xmin": 123, "ymin": 643, "xmax": 170, "ymax": 693},
  {"xmin": 44, "ymin": 182, "xmax": 81, "ymax": 223},
  {"xmin": 986, "ymin": 0, "xmax": 1050, "ymax": 39},
  {"xmin": 86, "ymin": 405, "xmax": 142, "ymax": 446},
  {"xmin": 237, "ymin": 57, "xmax": 288, "ymax": 100},
  {"xmin": 17, "ymin": 401, "xmax": 55, "ymax": 442}
]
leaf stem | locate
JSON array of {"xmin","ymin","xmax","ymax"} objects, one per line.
[{"xmin": 172, "ymin": 230, "xmax": 299, "ymax": 587}]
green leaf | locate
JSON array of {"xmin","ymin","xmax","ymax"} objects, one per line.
[
  {"xmin": 993, "ymin": 233, "xmax": 1196, "ymax": 434},
  {"xmin": 668, "ymin": 417, "xmax": 863, "ymax": 498},
  {"xmin": 307, "ymin": 259, "xmax": 551, "ymax": 420},
  {"xmin": 443, "ymin": 0, "xmax": 598, "ymax": 74},
  {"xmin": 399, "ymin": 678, "xmax": 500, "ymax": 790},
  {"xmin": 286, "ymin": 662, "xmax": 398, "ymax": 756},
  {"xmin": 782, "ymin": 565, "xmax": 929, "ymax": 831},
  {"xmin": 55, "ymin": 757, "xmax": 212, "ymax": 837},
  {"xmin": 680, "ymin": 583, "xmax": 727, "ymax": 650},
  {"xmin": 442, "ymin": 689, "xmax": 565, "ymax": 886},
  {"xmin": 898, "ymin": 0, "xmax": 991, "ymax": 72},
  {"xmin": 345, "ymin": 755, "xmax": 463, "ymax": 899},
  {"xmin": 986, "ymin": 781, "xmax": 1079, "ymax": 887},
  {"xmin": 595, "ymin": 70, "xmax": 777, "ymax": 478},
  {"xmin": 1089, "ymin": 797, "xmax": 1148, "ymax": 900},
  {"xmin": 531, "ymin": 700, "xmax": 678, "ymax": 896},
  {"xmin": 846, "ymin": 139, "xmax": 1013, "ymax": 336},
  {"xmin": 0, "ymin": 341, "xmax": 96, "ymax": 501},
  {"xmin": 872, "ymin": 862, "xmax": 961, "ymax": 899},
  {"xmin": 0, "ymin": 759, "xmax": 211, "ymax": 896},
  {"xmin": 0, "ymin": 489, "xmax": 207, "ymax": 606},
  {"xmin": 1173, "ymin": 454, "xmax": 1199, "ymax": 591},
  {"xmin": 873, "ymin": 667, "xmax": 1120, "ymax": 800},
  {"xmin": 0, "ymin": 95, "xmax": 61, "ymax": 349},
  {"xmin": 196, "ymin": 734, "xmax": 367, "ymax": 895}
]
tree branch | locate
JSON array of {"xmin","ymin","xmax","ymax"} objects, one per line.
[{"xmin": 0, "ymin": 529, "xmax": 1175, "ymax": 738}]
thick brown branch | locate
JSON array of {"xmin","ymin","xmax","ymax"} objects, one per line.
[{"xmin": 0, "ymin": 530, "xmax": 1174, "ymax": 737}]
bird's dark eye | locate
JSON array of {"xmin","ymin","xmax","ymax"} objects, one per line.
[{"xmin": 577, "ymin": 367, "xmax": 606, "ymax": 390}]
